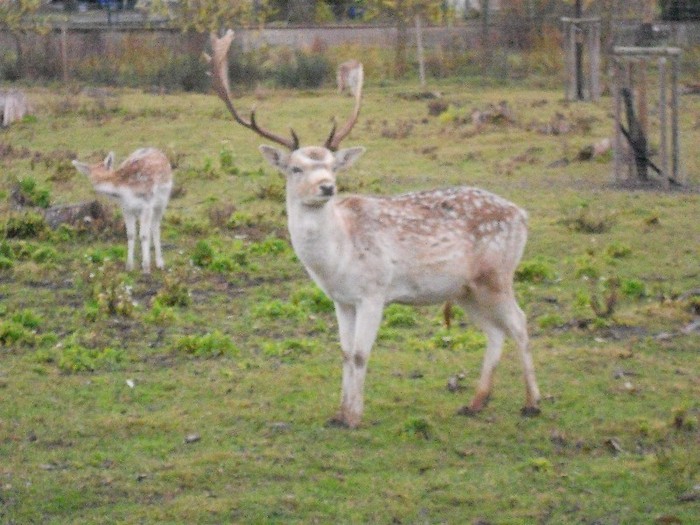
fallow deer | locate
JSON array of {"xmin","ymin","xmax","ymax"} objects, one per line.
[
  {"xmin": 206, "ymin": 30, "xmax": 540, "ymax": 428},
  {"xmin": 72, "ymin": 148, "xmax": 173, "ymax": 274},
  {"xmin": 336, "ymin": 60, "xmax": 363, "ymax": 98}
]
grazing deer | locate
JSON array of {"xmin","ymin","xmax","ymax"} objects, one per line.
[
  {"xmin": 336, "ymin": 60, "xmax": 363, "ymax": 97},
  {"xmin": 206, "ymin": 30, "xmax": 540, "ymax": 428},
  {"xmin": 72, "ymin": 148, "xmax": 173, "ymax": 274}
]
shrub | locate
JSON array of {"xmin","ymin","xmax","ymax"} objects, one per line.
[{"xmin": 274, "ymin": 50, "xmax": 331, "ymax": 89}]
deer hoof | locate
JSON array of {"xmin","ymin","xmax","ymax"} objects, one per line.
[
  {"xmin": 325, "ymin": 414, "xmax": 359, "ymax": 429},
  {"xmin": 520, "ymin": 406, "xmax": 541, "ymax": 417},
  {"xmin": 456, "ymin": 405, "xmax": 481, "ymax": 417}
]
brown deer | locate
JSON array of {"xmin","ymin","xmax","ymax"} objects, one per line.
[
  {"xmin": 336, "ymin": 60, "xmax": 363, "ymax": 97},
  {"xmin": 206, "ymin": 30, "xmax": 540, "ymax": 428},
  {"xmin": 72, "ymin": 148, "xmax": 173, "ymax": 274}
]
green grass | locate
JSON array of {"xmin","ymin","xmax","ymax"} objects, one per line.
[{"xmin": 0, "ymin": 79, "xmax": 698, "ymax": 524}]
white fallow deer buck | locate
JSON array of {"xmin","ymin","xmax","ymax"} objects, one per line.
[
  {"xmin": 72, "ymin": 148, "xmax": 173, "ymax": 274},
  {"xmin": 206, "ymin": 30, "xmax": 540, "ymax": 428},
  {"xmin": 336, "ymin": 60, "xmax": 363, "ymax": 98}
]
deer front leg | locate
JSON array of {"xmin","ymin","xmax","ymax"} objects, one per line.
[
  {"xmin": 331, "ymin": 299, "xmax": 384, "ymax": 428},
  {"xmin": 123, "ymin": 212, "xmax": 137, "ymax": 272},
  {"xmin": 139, "ymin": 208, "xmax": 153, "ymax": 273}
]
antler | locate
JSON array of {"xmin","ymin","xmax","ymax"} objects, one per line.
[
  {"xmin": 204, "ymin": 30, "xmax": 299, "ymax": 151},
  {"xmin": 325, "ymin": 63, "xmax": 363, "ymax": 152}
]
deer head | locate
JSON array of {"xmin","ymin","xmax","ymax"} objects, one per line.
[{"xmin": 205, "ymin": 30, "xmax": 366, "ymax": 207}]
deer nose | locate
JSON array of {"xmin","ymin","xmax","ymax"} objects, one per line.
[{"xmin": 320, "ymin": 184, "xmax": 335, "ymax": 197}]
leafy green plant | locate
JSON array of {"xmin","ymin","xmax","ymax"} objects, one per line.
[
  {"xmin": 175, "ymin": 331, "xmax": 238, "ymax": 358},
  {"xmin": 15, "ymin": 177, "xmax": 51, "ymax": 208},
  {"xmin": 537, "ymin": 313, "xmax": 565, "ymax": 329},
  {"xmin": 261, "ymin": 338, "xmax": 319, "ymax": 361},
  {"xmin": 5, "ymin": 212, "xmax": 46, "ymax": 239},
  {"xmin": 31, "ymin": 246, "xmax": 58, "ymax": 264},
  {"xmin": 402, "ymin": 416, "xmax": 434, "ymax": 440},
  {"xmin": 251, "ymin": 299, "xmax": 304, "ymax": 320},
  {"xmin": 516, "ymin": 256, "xmax": 556, "ymax": 283},
  {"xmin": 290, "ymin": 285, "xmax": 334, "ymax": 314},
  {"xmin": 219, "ymin": 147, "xmax": 239, "ymax": 175},
  {"xmin": 621, "ymin": 279, "xmax": 647, "ymax": 299},
  {"xmin": 384, "ymin": 304, "xmax": 418, "ymax": 328},
  {"xmin": 88, "ymin": 266, "xmax": 136, "ymax": 317},
  {"xmin": 58, "ymin": 344, "xmax": 124, "ymax": 373},
  {"xmin": 0, "ymin": 321, "xmax": 34, "ymax": 347},
  {"xmin": 191, "ymin": 240, "xmax": 215, "ymax": 267},
  {"xmin": 154, "ymin": 275, "xmax": 191, "ymax": 307},
  {"xmin": 431, "ymin": 327, "xmax": 486, "ymax": 352},
  {"xmin": 11, "ymin": 309, "xmax": 41, "ymax": 330},
  {"xmin": 605, "ymin": 241, "xmax": 632, "ymax": 259}
]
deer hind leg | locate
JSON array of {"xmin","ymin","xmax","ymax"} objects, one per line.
[
  {"xmin": 139, "ymin": 207, "xmax": 153, "ymax": 273},
  {"xmin": 505, "ymin": 300, "xmax": 541, "ymax": 415},
  {"xmin": 151, "ymin": 204, "xmax": 166, "ymax": 270},
  {"xmin": 457, "ymin": 306, "xmax": 505, "ymax": 416},
  {"xmin": 123, "ymin": 212, "xmax": 137, "ymax": 272},
  {"xmin": 458, "ymin": 288, "xmax": 540, "ymax": 416},
  {"xmin": 330, "ymin": 299, "xmax": 383, "ymax": 428}
]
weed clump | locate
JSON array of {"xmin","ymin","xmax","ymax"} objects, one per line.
[
  {"xmin": 87, "ymin": 265, "xmax": 136, "ymax": 318},
  {"xmin": 11, "ymin": 177, "xmax": 51, "ymax": 208},
  {"xmin": 175, "ymin": 331, "xmax": 238, "ymax": 358},
  {"xmin": 516, "ymin": 257, "xmax": 556, "ymax": 283},
  {"xmin": 561, "ymin": 204, "xmax": 615, "ymax": 234},
  {"xmin": 5, "ymin": 212, "xmax": 47, "ymax": 239},
  {"xmin": 58, "ymin": 344, "xmax": 124, "ymax": 373}
]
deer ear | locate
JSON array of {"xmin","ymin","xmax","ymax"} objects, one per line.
[
  {"xmin": 259, "ymin": 145, "xmax": 289, "ymax": 172},
  {"xmin": 72, "ymin": 160, "xmax": 92, "ymax": 176},
  {"xmin": 104, "ymin": 152, "xmax": 115, "ymax": 170},
  {"xmin": 334, "ymin": 147, "xmax": 365, "ymax": 172}
]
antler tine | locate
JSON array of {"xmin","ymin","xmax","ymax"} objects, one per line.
[
  {"xmin": 325, "ymin": 63, "xmax": 364, "ymax": 151},
  {"xmin": 207, "ymin": 30, "xmax": 299, "ymax": 151}
]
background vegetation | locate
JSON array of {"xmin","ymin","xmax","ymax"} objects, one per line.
[{"xmin": 1, "ymin": 38, "xmax": 699, "ymax": 523}]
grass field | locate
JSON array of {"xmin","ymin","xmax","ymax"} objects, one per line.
[{"xmin": 1, "ymin": 78, "xmax": 699, "ymax": 524}]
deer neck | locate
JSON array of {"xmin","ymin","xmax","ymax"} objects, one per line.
[{"xmin": 286, "ymin": 195, "xmax": 345, "ymax": 279}]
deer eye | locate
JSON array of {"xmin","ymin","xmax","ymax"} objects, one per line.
[{"xmin": 290, "ymin": 166, "xmax": 303, "ymax": 174}]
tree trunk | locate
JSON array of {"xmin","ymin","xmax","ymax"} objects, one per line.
[
  {"xmin": 480, "ymin": 0, "xmax": 491, "ymax": 73},
  {"xmin": 395, "ymin": 16, "xmax": 408, "ymax": 78},
  {"xmin": 415, "ymin": 15, "xmax": 426, "ymax": 87}
]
